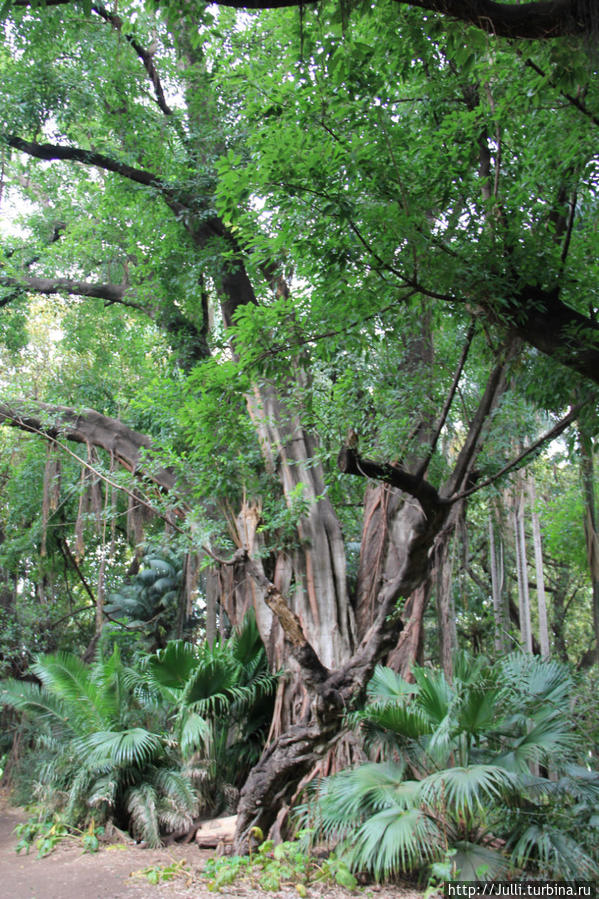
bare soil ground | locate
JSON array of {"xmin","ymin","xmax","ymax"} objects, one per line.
[{"xmin": 0, "ymin": 801, "xmax": 423, "ymax": 899}]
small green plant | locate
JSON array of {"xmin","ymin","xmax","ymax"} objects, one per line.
[
  {"xmin": 424, "ymin": 848, "xmax": 458, "ymax": 898},
  {"xmin": 14, "ymin": 811, "xmax": 104, "ymax": 857},
  {"xmin": 202, "ymin": 836, "xmax": 357, "ymax": 892},
  {"xmin": 134, "ymin": 858, "xmax": 193, "ymax": 885}
]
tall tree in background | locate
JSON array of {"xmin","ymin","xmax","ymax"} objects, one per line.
[{"xmin": 0, "ymin": 0, "xmax": 597, "ymax": 844}]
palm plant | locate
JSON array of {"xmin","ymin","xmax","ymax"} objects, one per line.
[
  {"xmin": 307, "ymin": 652, "xmax": 599, "ymax": 881},
  {"xmin": 104, "ymin": 548, "xmax": 197, "ymax": 650},
  {"xmin": 138, "ymin": 609, "xmax": 278, "ymax": 814},
  {"xmin": 1, "ymin": 646, "xmax": 197, "ymax": 846}
]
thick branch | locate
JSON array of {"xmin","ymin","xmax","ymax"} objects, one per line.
[
  {"xmin": 237, "ymin": 549, "xmax": 331, "ymax": 687},
  {"xmin": 0, "ymin": 400, "xmax": 175, "ymax": 492},
  {"xmin": 0, "ymin": 275, "xmax": 139, "ymax": 308},
  {"xmin": 454, "ymin": 404, "xmax": 582, "ymax": 501},
  {"xmin": 417, "ymin": 321, "xmax": 476, "ymax": 480},
  {"xmin": 505, "ymin": 288, "xmax": 599, "ymax": 386},
  {"xmin": 444, "ymin": 340, "xmax": 519, "ymax": 495},
  {"xmin": 337, "ymin": 445, "xmax": 444, "ymax": 517},
  {"xmin": 198, "ymin": 0, "xmax": 592, "ymax": 40},
  {"xmin": 9, "ymin": 0, "xmax": 594, "ymax": 39},
  {"xmin": 5, "ymin": 135, "xmax": 191, "ymax": 219},
  {"xmin": 7, "ymin": 135, "xmax": 163, "ymax": 189},
  {"xmin": 91, "ymin": 3, "xmax": 174, "ymax": 118},
  {"xmin": 0, "ymin": 274, "xmax": 211, "ymax": 363}
]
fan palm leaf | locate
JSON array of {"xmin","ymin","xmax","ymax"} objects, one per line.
[
  {"xmin": 311, "ymin": 652, "xmax": 597, "ymax": 881},
  {"xmin": 348, "ymin": 806, "xmax": 442, "ymax": 878},
  {"xmin": 452, "ymin": 841, "xmax": 511, "ymax": 880},
  {"xmin": 74, "ymin": 728, "xmax": 164, "ymax": 767},
  {"xmin": 419, "ymin": 765, "xmax": 516, "ymax": 816},
  {"xmin": 509, "ymin": 824, "xmax": 598, "ymax": 878}
]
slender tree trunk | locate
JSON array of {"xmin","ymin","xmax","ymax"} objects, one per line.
[
  {"xmin": 489, "ymin": 514, "xmax": 506, "ymax": 655},
  {"xmin": 579, "ymin": 424, "xmax": 599, "ymax": 662},
  {"xmin": 528, "ymin": 478, "xmax": 550, "ymax": 658},
  {"xmin": 514, "ymin": 489, "xmax": 533, "ymax": 653},
  {"xmin": 435, "ymin": 520, "xmax": 458, "ymax": 679},
  {"xmin": 551, "ymin": 566, "xmax": 570, "ymax": 663}
]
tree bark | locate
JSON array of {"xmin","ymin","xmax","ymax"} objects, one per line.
[
  {"xmin": 489, "ymin": 515, "xmax": 506, "ymax": 655},
  {"xmin": 0, "ymin": 400, "xmax": 176, "ymax": 492},
  {"xmin": 579, "ymin": 423, "xmax": 599, "ymax": 662},
  {"xmin": 514, "ymin": 489, "xmax": 533, "ymax": 653},
  {"xmin": 435, "ymin": 519, "xmax": 458, "ymax": 679},
  {"xmin": 529, "ymin": 478, "xmax": 550, "ymax": 658}
]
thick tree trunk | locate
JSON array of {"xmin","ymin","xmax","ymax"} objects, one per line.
[
  {"xmin": 233, "ymin": 345, "xmax": 517, "ymax": 850},
  {"xmin": 386, "ymin": 582, "xmax": 431, "ymax": 677}
]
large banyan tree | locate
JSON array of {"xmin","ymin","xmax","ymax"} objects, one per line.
[{"xmin": 1, "ymin": 0, "xmax": 598, "ymax": 847}]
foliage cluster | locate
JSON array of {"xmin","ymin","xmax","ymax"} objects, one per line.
[
  {"xmin": 0, "ymin": 612, "xmax": 276, "ymax": 847},
  {"xmin": 14, "ymin": 812, "xmax": 103, "ymax": 857},
  {"xmin": 305, "ymin": 653, "xmax": 599, "ymax": 882},
  {"xmin": 202, "ymin": 834, "xmax": 357, "ymax": 893}
]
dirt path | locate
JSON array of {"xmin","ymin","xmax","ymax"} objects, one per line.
[{"xmin": 0, "ymin": 803, "xmax": 423, "ymax": 899}]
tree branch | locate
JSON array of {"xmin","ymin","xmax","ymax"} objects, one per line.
[
  {"xmin": 191, "ymin": 0, "xmax": 593, "ymax": 40},
  {"xmin": 453, "ymin": 403, "xmax": 583, "ymax": 501},
  {"xmin": 234, "ymin": 548, "xmax": 331, "ymax": 688},
  {"xmin": 417, "ymin": 321, "xmax": 476, "ymax": 481},
  {"xmin": 0, "ymin": 400, "xmax": 176, "ymax": 492},
  {"xmin": 0, "ymin": 274, "xmax": 143, "ymax": 309},
  {"xmin": 5, "ymin": 135, "xmax": 190, "ymax": 218},
  {"xmin": 337, "ymin": 445, "xmax": 444, "ymax": 517},
  {"xmin": 91, "ymin": 3, "xmax": 175, "ymax": 118}
]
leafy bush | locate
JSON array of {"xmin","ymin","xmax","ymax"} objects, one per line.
[
  {"xmin": 1, "ymin": 611, "xmax": 276, "ymax": 847},
  {"xmin": 138, "ymin": 609, "xmax": 278, "ymax": 813},
  {"xmin": 305, "ymin": 652, "xmax": 599, "ymax": 882},
  {"xmin": 104, "ymin": 547, "xmax": 197, "ymax": 650},
  {"xmin": 1, "ymin": 646, "xmax": 197, "ymax": 846},
  {"xmin": 202, "ymin": 833, "xmax": 357, "ymax": 892}
]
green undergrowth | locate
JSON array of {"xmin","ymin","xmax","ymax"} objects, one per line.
[
  {"xmin": 14, "ymin": 809, "xmax": 103, "ymax": 857},
  {"xmin": 202, "ymin": 832, "xmax": 358, "ymax": 893},
  {"xmin": 133, "ymin": 858, "xmax": 193, "ymax": 885},
  {"xmin": 134, "ymin": 833, "xmax": 358, "ymax": 893}
]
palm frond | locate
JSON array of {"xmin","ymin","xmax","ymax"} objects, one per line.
[
  {"xmin": 509, "ymin": 824, "xmax": 599, "ymax": 878},
  {"xmin": 347, "ymin": 806, "xmax": 442, "ymax": 878},
  {"xmin": 366, "ymin": 665, "xmax": 416, "ymax": 701},
  {"xmin": 1, "ymin": 679, "xmax": 69, "ymax": 726},
  {"xmin": 126, "ymin": 782, "xmax": 161, "ymax": 847},
  {"xmin": 452, "ymin": 841, "xmax": 511, "ymax": 881},
  {"xmin": 359, "ymin": 699, "xmax": 432, "ymax": 740},
  {"xmin": 147, "ymin": 641, "xmax": 198, "ymax": 690},
  {"xmin": 86, "ymin": 773, "xmax": 118, "ymax": 809},
  {"xmin": 412, "ymin": 667, "xmax": 452, "ymax": 726},
  {"xmin": 151, "ymin": 767, "xmax": 197, "ymax": 816},
  {"xmin": 178, "ymin": 712, "xmax": 210, "ymax": 758},
  {"xmin": 31, "ymin": 653, "xmax": 115, "ymax": 729},
  {"xmin": 419, "ymin": 765, "xmax": 515, "ymax": 815},
  {"xmin": 74, "ymin": 728, "xmax": 163, "ymax": 767}
]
